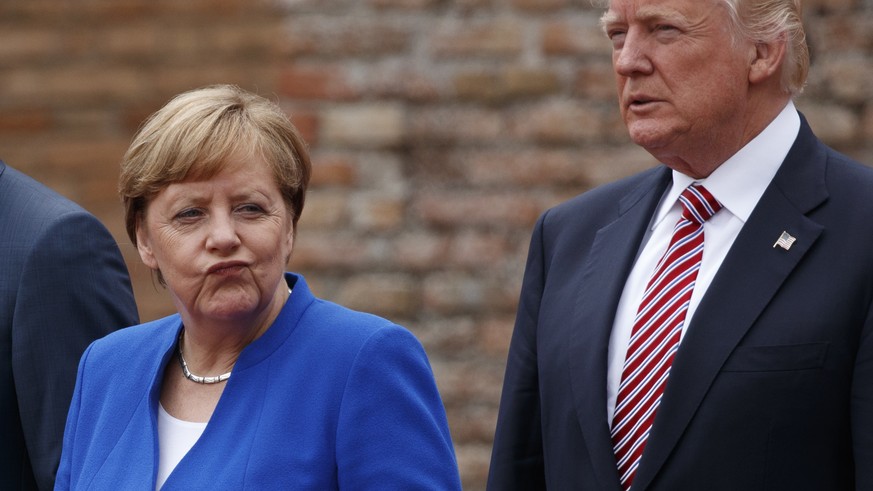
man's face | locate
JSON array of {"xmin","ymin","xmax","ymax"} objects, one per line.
[{"xmin": 602, "ymin": 0, "xmax": 755, "ymax": 175}]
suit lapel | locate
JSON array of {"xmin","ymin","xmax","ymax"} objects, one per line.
[
  {"xmin": 631, "ymin": 118, "xmax": 829, "ymax": 490},
  {"xmin": 569, "ymin": 167, "xmax": 671, "ymax": 490}
]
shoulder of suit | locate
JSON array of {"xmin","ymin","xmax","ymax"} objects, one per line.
[
  {"xmin": 88, "ymin": 315, "xmax": 178, "ymax": 359},
  {"xmin": 299, "ymin": 296, "xmax": 411, "ymax": 348},
  {"xmin": 0, "ymin": 163, "xmax": 87, "ymax": 216},
  {"xmin": 543, "ymin": 166, "xmax": 666, "ymax": 222}
]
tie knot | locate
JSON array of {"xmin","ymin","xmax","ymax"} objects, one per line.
[{"xmin": 678, "ymin": 184, "xmax": 722, "ymax": 224}]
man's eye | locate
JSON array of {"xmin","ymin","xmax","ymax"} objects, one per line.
[
  {"xmin": 608, "ymin": 30, "xmax": 626, "ymax": 48},
  {"xmin": 608, "ymin": 29, "xmax": 626, "ymax": 40}
]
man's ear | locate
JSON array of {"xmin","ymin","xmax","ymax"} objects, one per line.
[
  {"xmin": 749, "ymin": 34, "xmax": 788, "ymax": 85},
  {"xmin": 135, "ymin": 218, "xmax": 159, "ymax": 270}
]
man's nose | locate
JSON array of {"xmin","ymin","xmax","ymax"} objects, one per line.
[{"xmin": 614, "ymin": 31, "xmax": 653, "ymax": 76}]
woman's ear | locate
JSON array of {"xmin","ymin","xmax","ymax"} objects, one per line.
[
  {"xmin": 749, "ymin": 34, "xmax": 788, "ymax": 85},
  {"xmin": 135, "ymin": 217, "xmax": 159, "ymax": 270},
  {"xmin": 283, "ymin": 224, "xmax": 295, "ymax": 266}
]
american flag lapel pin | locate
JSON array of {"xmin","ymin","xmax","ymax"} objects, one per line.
[{"xmin": 773, "ymin": 231, "xmax": 796, "ymax": 251}]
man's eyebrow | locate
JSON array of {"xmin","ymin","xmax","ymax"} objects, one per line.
[
  {"xmin": 600, "ymin": 6, "xmax": 689, "ymax": 30},
  {"xmin": 600, "ymin": 10, "xmax": 621, "ymax": 32},
  {"xmin": 637, "ymin": 6, "xmax": 689, "ymax": 23}
]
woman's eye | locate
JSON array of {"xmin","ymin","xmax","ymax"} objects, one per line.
[
  {"xmin": 236, "ymin": 204, "xmax": 265, "ymax": 215},
  {"xmin": 175, "ymin": 208, "xmax": 203, "ymax": 220}
]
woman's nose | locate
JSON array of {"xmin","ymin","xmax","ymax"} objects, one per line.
[{"xmin": 206, "ymin": 213, "xmax": 241, "ymax": 252}]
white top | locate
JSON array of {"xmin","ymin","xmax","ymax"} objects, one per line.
[
  {"xmin": 606, "ymin": 102, "xmax": 801, "ymax": 423},
  {"xmin": 156, "ymin": 403, "xmax": 207, "ymax": 490}
]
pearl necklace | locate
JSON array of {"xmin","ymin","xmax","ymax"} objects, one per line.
[{"xmin": 177, "ymin": 330, "xmax": 231, "ymax": 384}]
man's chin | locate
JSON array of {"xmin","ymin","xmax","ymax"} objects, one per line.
[{"xmin": 627, "ymin": 126, "xmax": 672, "ymax": 153}]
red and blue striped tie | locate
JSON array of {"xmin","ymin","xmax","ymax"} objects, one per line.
[{"xmin": 611, "ymin": 184, "xmax": 722, "ymax": 490}]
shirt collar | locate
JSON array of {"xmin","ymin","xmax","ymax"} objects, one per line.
[{"xmin": 651, "ymin": 101, "xmax": 800, "ymax": 229}]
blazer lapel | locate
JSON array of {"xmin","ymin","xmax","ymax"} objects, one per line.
[
  {"xmin": 631, "ymin": 117, "xmax": 829, "ymax": 490},
  {"xmin": 569, "ymin": 167, "xmax": 671, "ymax": 490},
  {"xmin": 88, "ymin": 341, "xmax": 176, "ymax": 489}
]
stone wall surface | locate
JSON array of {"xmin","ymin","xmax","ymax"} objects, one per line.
[{"xmin": 1, "ymin": 0, "xmax": 871, "ymax": 488}]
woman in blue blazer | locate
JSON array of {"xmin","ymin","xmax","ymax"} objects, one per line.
[{"xmin": 55, "ymin": 85, "xmax": 461, "ymax": 490}]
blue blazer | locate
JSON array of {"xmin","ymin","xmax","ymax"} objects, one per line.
[
  {"xmin": 488, "ymin": 116, "xmax": 873, "ymax": 490},
  {"xmin": 55, "ymin": 273, "xmax": 461, "ymax": 490},
  {"xmin": 0, "ymin": 161, "xmax": 139, "ymax": 490}
]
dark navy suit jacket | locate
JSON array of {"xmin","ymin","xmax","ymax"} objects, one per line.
[
  {"xmin": 0, "ymin": 161, "xmax": 139, "ymax": 490},
  {"xmin": 488, "ymin": 116, "xmax": 873, "ymax": 490}
]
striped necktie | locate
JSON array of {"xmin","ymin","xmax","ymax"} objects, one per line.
[{"xmin": 611, "ymin": 184, "xmax": 722, "ymax": 490}]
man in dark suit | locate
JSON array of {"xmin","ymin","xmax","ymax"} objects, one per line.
[
  {"xmin": 488, "ymin": 0, "xmax": 873, "ymax": 489},
  {"xmin": 0, "ymin": 161, "xmax": 140, "ymax": 490}
]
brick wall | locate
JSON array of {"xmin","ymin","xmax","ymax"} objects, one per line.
[{"xmin": 2, "ymin": 0, "xmax": 871, "ymax": 488}]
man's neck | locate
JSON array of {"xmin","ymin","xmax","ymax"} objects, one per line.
[{"xmin": 658, "ymin": 93, "xmax": 793, "ymax": 179}]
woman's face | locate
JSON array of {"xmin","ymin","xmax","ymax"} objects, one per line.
[{"xmin": 136, "ymin": 153, "xmax": 293, "ymax": 327}]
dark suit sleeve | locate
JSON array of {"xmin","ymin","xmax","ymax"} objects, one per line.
[
  {"xmin": 11, "ymin": 210, "xmax": 138, "ymax": 491},
  {"xmin": 853, "ymin": 300, "xmax": 873, "ymax": 489},
  {"xmin": 487, "ymin": 213, "xmax": 548, "ymax": 491}
]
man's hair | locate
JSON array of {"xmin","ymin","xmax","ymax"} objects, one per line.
[
  {"xmin": 595, "ymin": 0, "xmax": 809, "ymax": 94},
  {"xmin": 721, "ymin": 0, "xmax": 808, "ymax": 95}
]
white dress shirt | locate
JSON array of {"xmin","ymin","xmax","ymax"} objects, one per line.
[{"xmin": 606, "ymin": 102, "xmax": 801, "ymax": 423}]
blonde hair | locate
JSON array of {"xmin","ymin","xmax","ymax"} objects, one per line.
[
  {"xmin": 721, "ymin": 0, "xmax": 808, "ymax": 95},
  {"xmin": 595, "ymin": 0, "xmax": 809, "ymax": 94},
  {"xmin": 119, "ymin": 85, "xmax": 311, "ymax": 246}
]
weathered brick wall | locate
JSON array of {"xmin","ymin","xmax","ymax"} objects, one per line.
[{"xmin": 2, "ymin": 0, "xmax": 870, "ymax": 488}]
